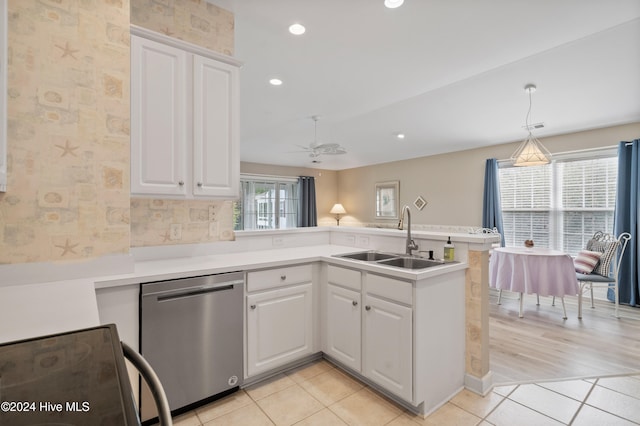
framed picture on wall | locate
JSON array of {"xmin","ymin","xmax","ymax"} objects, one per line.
[{"xmin": 375, "ymin": 181, "xmax": 399, "ymax": 219}]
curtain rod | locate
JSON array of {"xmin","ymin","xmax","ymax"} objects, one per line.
[{"xmin": 240, "ymin": 173, "xmax": 299, "ymax": 182}]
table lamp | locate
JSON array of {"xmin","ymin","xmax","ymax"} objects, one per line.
[{"xmin": 330, "ymin": 203, "xmax": 347, "ymax": 226}]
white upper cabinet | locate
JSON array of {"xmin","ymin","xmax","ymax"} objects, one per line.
[
  {"xmin": 192, "ymin": 55, "xmax": 239, "ymax": 198},
  {"xmin": 131, "ymin": 35, "xmax": 188, "ymax": 196},
  {"xmin": 130, "ymin": 27, "xmax": 240, "ymax": 199}
]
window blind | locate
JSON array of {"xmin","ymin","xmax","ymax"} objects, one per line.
[
  {"xmin": 499, "ymin": 153, "xmax": 617, "ymax": 255},
  {"xmin": 234, "ymin": 177, "xmax": 299, "ymax": 230}
]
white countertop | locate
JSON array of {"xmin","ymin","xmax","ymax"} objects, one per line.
[
  {"xmin": 0, "ymin": 279, "xmax": 101, "ymax": 344},
  {"xmin": 94, "ymin": 244, "xmax": 468, "ymax": 289}
]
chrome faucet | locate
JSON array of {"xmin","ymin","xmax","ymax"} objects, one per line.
[{"xmin": 398, "ymin": 205, "xmax": 419, "ymax": 255}]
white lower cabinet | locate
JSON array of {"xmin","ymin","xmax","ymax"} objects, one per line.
[
  {"xmin": 246, "ymin": 265, "xmax": 314, "ymax": 377},
  {"xmin": 325, "ymin": 283, "xmax": 361, "ymax": 371},
  {"xmin": 324, "ymin": 265, "xmax": 413, "ymax": 402},
  {"xmin": 245, "ymin": 261, "xmax": 464, "ymax": 413},
  {"xmin": 363, "ymin": 293, "xmax": 413, "ymax": 402}
]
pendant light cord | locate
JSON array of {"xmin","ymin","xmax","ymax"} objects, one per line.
[{"xmin": 526, "ymin": 89, "xmax": 533, "ymax": 132}]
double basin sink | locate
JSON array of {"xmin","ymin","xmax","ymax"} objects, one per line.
[{"xmin": 333, "ymin": 250, "xmax": 446, "ymax": 270}]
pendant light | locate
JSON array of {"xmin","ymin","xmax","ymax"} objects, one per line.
[
  {"xmin": 511, "ymin": 84, "xmax": 551, "ymax": 166},
  {"xmin": 384, "ymin": 0, "xmax": 404, "ymax": 8}
]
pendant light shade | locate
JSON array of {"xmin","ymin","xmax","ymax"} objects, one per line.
[
  {"xmin": 511, "ymin": 132, "xmax": 552, "ymax": 166},
  {"xmin": 511, "ymin": 84, "xmax": 551, "ymax": 166}
]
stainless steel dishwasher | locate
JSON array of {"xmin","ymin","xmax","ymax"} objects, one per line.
[{"xmin": 140, "ymin": 271, "xmax": 244, "ymax": 422}]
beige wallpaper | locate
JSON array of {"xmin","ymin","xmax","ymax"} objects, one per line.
[
  {"xmin": 131, "ymin": 0, "xmax": 233, "ymax": 55},
  {"xmin": 0, "ymin": 0, "xmax": 131, "ymax": 264},
  {"xmin": 130, "ymin": 198, "xmax": 234, "ymax": 246}
]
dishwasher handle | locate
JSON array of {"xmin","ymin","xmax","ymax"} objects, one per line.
[{"xmin": 156, "ymin": 282, "xmax": 241, "ymax": 303}]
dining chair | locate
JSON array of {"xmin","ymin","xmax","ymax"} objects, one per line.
[{"xmin": 576, "ymin": 231, "xmax": 632, "ymax": 319}]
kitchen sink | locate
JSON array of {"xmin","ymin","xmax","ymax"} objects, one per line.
[
  {"xmin": 334, "ymin": 251, "xmax": 447, "ymax": 270},
  {"xmin": 377, "ymin": 257, "xmax": 445, "ymax": 269},
  {"xmin": 336, "ymin": 251, "xmax": 397, "ymax": 261}
]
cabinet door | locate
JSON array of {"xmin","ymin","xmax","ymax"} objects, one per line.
[
  {"xmin": 363, "ymin": 294, "xmax": 413, "ymax": 402},
  {"xmin": 246, "ymin": 283, "xmax": 313, "ymax": 377},
  {"xmin": 192, "ymin": 55, "xmax": 239, "ymax": 198},
  {"xmin": 131, "ymin": 35, "xmax": 188, "ymax": 196},
  {"xmin": 325, "ymin": 284, "xmax": 361, "ymax": 371}
]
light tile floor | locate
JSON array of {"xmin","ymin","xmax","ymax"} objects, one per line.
[{"xmin": 169, "ymin": 359, "xmax": 640, "ymax": 425}]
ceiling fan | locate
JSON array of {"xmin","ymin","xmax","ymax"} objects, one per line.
[{"xmin": 294, "ymin": 116, "xmax": 347, "ymax": 158}]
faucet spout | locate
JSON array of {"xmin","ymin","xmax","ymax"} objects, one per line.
[{"xmin": 400, "ymin": 205, "xmax": 419, "ymax": 255}]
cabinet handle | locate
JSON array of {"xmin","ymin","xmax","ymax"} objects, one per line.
[
  {"xmin": 365, "ymin": 305, "xmax": 371, "ymax": 311},
  {"xmin": 197, "ymin": 182, "xmax": 203, "ymax": 188},
  {"xmin": 280, "ymin": 275, "xmax": 286, "ymax": 281},
  {"xmin": 352, "ymin": 300, "xmax": 358, "ymax": 306},
  {"xmin": 250, "ymin": 304, "xmax": 256, "ymax": 310},
  {"xmin": 178, "ymin": 181, "xmax": 184, "ymax": 186}
]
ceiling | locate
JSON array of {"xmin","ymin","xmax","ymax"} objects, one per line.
[{"xmin": 209, "ymin": 1, "xmax": 640, "ymax": 170}]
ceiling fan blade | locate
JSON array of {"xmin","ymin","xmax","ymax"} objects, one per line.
[
  {"xmin": 322, "ymin": 148, "xmax": 347, "ymax": 155},
  {"xmin": 289, "ymin": 116, "xmax": 347, "ymax": 159},
  {"xmin": 313, "ymin": 143, "xmax": 340, "ymax": 149}
]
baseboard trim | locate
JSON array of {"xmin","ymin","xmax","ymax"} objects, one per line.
[{"xmin": 464, "ymin": 371, "xmax": 494, "ymax": 396}]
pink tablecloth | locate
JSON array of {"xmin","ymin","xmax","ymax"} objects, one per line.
[{"xmin": 489, "ymin": 247, "xmax": 579, "ymax": 297}]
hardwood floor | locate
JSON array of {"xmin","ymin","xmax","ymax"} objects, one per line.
[{"xmin": 489, "ymin": 290, "xmax": 640, "ymax": 385}]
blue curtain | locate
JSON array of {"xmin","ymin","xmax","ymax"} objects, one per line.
[
  {"xmin": 297, "ymin": 176, "xmax": 317, "ymax": 227},
  {"xmin": 482, "ymin": 158, "xmax": 505, "ymax": 246},
  {"xmin": 612, "ymin": 139, "xmax": 639, "ymax": 306}
]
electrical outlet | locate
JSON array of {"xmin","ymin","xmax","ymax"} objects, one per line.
[
  {"xmin": 170, "ymin": 224, "xmax": 182, "ymax": 240},
  {"xmin": 208, "ymin": 222, "xmax": 218, "ymax": 237},
  {"xmin": 358, "ymin": 236, "xmax": 370, "ymax": 247},
  {"xmin": 208, "ymin": 205, "xmax": 216, "ymax": 221},
  {"xmin": 272, "ymin": 237, "xmax": 284, "ymax": 247}
]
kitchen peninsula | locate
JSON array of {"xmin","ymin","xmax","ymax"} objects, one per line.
[{"xmin": 1, "ymin": 226, "xmax": 499, "ymax": 417}]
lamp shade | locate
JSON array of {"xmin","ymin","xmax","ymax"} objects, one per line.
[
  {"xmin": 330, "ymin": 203, "xmax": 347, "ymax": 214},
  {"xmin": 511, "ymin": 133, "xmax": 551, "ymax": 166}
]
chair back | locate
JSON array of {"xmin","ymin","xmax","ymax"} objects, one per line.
[
  {"xmin": 613, "ymin": 232, "xmax": 632, "ymax": 280},
  {"xmin": 589, "ymin": 231, "xmax": 632, "ymax": 278}
]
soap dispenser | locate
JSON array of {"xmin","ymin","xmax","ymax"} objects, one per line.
[{"xmin": 444, "ymin": 237, "xmax": 455, "ymax": 261}]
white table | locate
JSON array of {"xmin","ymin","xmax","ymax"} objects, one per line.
[{"xmin": 489, "ymin": 247, "xmax": 579, "ymax": 318}]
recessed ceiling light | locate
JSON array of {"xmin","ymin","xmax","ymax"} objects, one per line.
[
  {"xmin": 269, "ymin": 78, "xmax": 283, "ymax": 86},
  {"xmin": 289, "ymin": 23, "xmax": 306, "ymax": 35},
  {"xmin": 396, "ymin": 133, "xmax": 405, "ymax": 139},
  {"xmin": 384, "ymin": 0, "xmax": 404, "ymax": 9}
]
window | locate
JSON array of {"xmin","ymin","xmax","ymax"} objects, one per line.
[
  {"xmin": 499, "ymin": 150, "xmax": 617, "ymax": 256},
  {"xmin": 234, "ymin": 175, "xmax": 299, "ymax": 230}
]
